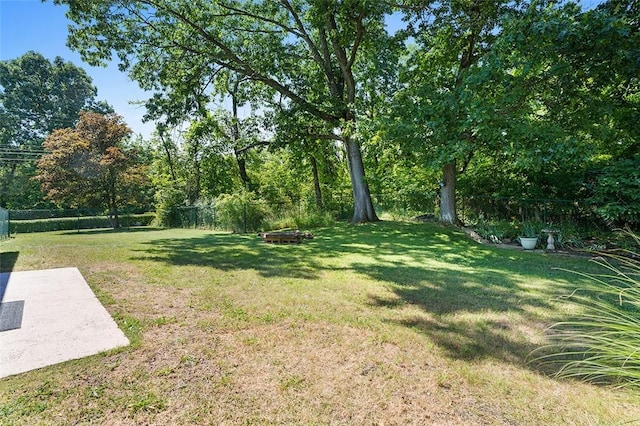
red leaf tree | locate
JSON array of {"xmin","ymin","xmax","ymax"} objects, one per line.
[{"xmin": 36, "ymin": 111, "xmax": 149, "ymax": 228}]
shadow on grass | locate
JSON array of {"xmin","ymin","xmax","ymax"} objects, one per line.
[
  {"xmin": 60, "ymin": 227, "xmax": 162, "ymax": 236},
  {"xmin": 131, "ymin": 230, "xmax": 326, "ymax": 279},
  {"xmin": 129, "ymin": 221, "xmax": 592, "ymax": 372},
  {"xmin": 0, "ymin": 251, "xmax": 19, "ymax": 301}
]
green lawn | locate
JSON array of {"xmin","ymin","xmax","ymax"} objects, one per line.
[{"xmin": 1, "ymin": 221, "xmax": 638, "ymax": 425}]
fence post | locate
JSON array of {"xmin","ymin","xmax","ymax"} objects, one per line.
[{"xmin": 0, "ymin": 208, "xmax": 9, "ymax": 239}]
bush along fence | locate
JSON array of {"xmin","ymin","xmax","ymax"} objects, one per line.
[
  {"xmin": 168, "ymin": 200, "xmax": 287, "ymax": 233},
  {"xmin": 164, "ymin": 191, "xmax": 438, "ymax": 233},
  {"xmin": 8, "ymin": 208, "xmax": 155, "ymax": 234},
  {"xmin": 0, "ymin": 207, "xmax": 8, "ymax": 240}
]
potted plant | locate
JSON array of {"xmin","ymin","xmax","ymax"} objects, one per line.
[{"xmin": 519, "ymin": 221, "xmax": 539, "ymax": 250}]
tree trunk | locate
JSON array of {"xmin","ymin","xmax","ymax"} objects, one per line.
[
  {"xmin": 344, "ymin": 137, "xmax": 378, "ymax": 223},
  {"xmin": 160, "ymin": 136, "xmax": 178, "ymax": 183},
  {"xmin": 310, "ymin": 155, "xmax": 323, "ymax": 210},
  {"xmin": 437, "ymin": 25, "xmax": 477, "ymax": 226},
  {"xmin": 111, "ymin": 206, "xmax": 120, "ymax": 229},
  {"xmin": 439, "ymin": 160, "xmax": 457, "ymax": 224},
  {"xmin": 235, "ymin": 152, "xmax": 251, "ymax": 190}
]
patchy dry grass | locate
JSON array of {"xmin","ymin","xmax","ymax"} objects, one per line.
[{"xmin": 1, "ymin": 222, "xmax": 639, "ymax": 425}]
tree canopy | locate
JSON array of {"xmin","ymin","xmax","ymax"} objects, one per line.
[
  {"xmin": 0, "ymin": 51, "xmax": 99, "ymax": 148},
  {"xmin": 52, "ymin": 0, "xmax": 405, "ymax": 222},
  {"xmin": 5, "ymin": 1, "xmax": 637, "ymax": 228},
  {"xmin": 386, "ymin": 0, "xmax": 639, "ymax": 224},
  {"xmin": 36, "ymin": 111, "xmax": 151, "ymax": 227},
  {"xmin": 0, "ymin": 51, "xmax": 110, "ymax": 208}
]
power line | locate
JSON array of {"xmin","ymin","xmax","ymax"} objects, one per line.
[
  {"xmin": 0, "ymin": 149, "xmax": 49, "ymax": 162},
  {"xmin": 0, "ymin": 150, "xmax": 48, "ymax": 153},
  {"xmin": 0, "ymin": 158, "xmax": 43, "ymax": 162}
]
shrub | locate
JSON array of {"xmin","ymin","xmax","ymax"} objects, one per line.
[
  {"xmin": 153, "ymin": 186, "xmax": 187, "ymax": 227},
  {"xmin": 474, "ymin": 221, "xmax": 507, "ymax": 244},
  {"xmin": 293, "ymin": 210, "xmax": 335, "ymax": 228},
  {"xmin": 215, "ymin": 191, "xmax": 270, "ymax": 233},
  {"xmin": 534, "ymin": 232, "xmax": 640, "ymax": 387},
  {"xmin": 471, "ymin": 220, "xmax": 520, "ymax": 244},
  {"xmin": 263, "ymin": 209, "xmax": 335, "ymax": 231}
]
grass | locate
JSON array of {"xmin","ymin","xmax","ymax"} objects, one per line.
[
  {"xmin": 1, "ymin": 221, "xmax": 640, "ymax": 424},
  {"xmin": 534, "ymin": 242, "xmax": 640, "ymax": 387}
]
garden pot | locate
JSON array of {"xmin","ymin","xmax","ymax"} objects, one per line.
[{"xmin": 519, "ymin": 237, "xmax": 538, "ymax": 250}]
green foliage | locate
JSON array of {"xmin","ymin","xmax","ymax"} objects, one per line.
[
  {"xmin": 0, "ymin": 52, "xmax": 106, "ymax": 209},
  {"xmin": 535, "ymin": 233, "xmax": 640, "ymax": 387},
  {"xmin": 35, "ymin": 112, "xmax": 152, "ymax": 228},
  {"xmin": 253, "ymin": 149, "xmax": 305, "ymax": 208},
  {"xmin": 590, "ymin": 155, "xmax": 640, "ymax": 227},
  {"xmin": 473, "ymin": 220, "xmax": 516, "ymax": 244},
  {"xmin": 292, "ymin": 210, "xmax": 335, "ymax": 229},
  {"xmin": 56, "ymin": 0, "xmax": 391, "ymax": 222},
  {"xmin": 264, "ymin": 208, "xmax": 335, "ymax": 231},
  {"xmin": 553, "ymin": 221, "xmax": 587, "ymax": 250},
  {"xmin": 519, "ymin": 221, "xmax": 542, "ymax": 238},
  {"xmin": 152, "ymin": 186, "xmax": 187, "ymax": 227},
  {"xmin": 388, "ymin": 0, "xmax": 639, "ymax": 225},
  {"xmin": 0, "ymin": 51, "xmax": 99, "ymax": 147},
  {"xmin": 214, "ymin": 192, "xmax": 269, "ymax": 233}
]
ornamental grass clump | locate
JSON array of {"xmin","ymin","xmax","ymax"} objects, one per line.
[{"xmin": 535, "ymin": 232, "xmax": 640, "ymax": 387}]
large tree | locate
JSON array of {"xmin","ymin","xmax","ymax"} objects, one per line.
[
  {"xmin": 36, "ymin": 111, "xmax": 149, "ymax": 228},
  {"xmin": 51, "ymin": 0, "xmax": 399, "ymax": 222},
  {"xmin": 0, "ymin": 51, "xmax": 107, "ymax": 207},
  {"xmin": 392, "ymin": 0, "xmax": 640, "ymax": 225},
  {"xmin": 394, "ymin": 0, "xmax": 527, "ymax": 224}
]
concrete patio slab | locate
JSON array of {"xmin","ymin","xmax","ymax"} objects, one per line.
[{"xmin": 0, "ymin": 267, "xmax": 129, "ymax": 379}]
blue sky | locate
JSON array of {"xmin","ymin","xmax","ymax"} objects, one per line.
[{"xmin": 1, "ymin": 0, "xmax": 604, "ymax": 140}]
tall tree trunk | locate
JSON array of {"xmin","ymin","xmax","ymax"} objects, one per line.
[
  {"xmin": 440, "ymin": 160, "xmax": 457, "ymax": 224},
  {"xmin": 111, "ymin": 204, "xmax": 120, "ymax": 229},
  {"xmin": 345, "ymin": 137, "xmax": 378, "ymax": 223},
  {"xmin": 159, "ymin": 133, "xmax": 177, "ymax": 183},
  {"xmin": 235, "ymin": 153, "xmax": 250, "ymax": 189},
  {"xmin": 310, "ymin": 155, "xmax": 323, "ymax": 210},
  {"xmin": 437, "ymin": 20, "xmax": 479, "ymax": 226}
]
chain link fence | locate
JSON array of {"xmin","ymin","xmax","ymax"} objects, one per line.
[
  {"xmin": 3, "ymin": 194, "xmax": 603, "ymax": 236},
  {"xmin": 458, "ymin": 195, "xmax": 601, "ymax": 227},
  {"xmin": 0, "ymin": 207, "xmax": 8, "ymax": 239},
  {"xmin": 8, "ymin": 208, "xmax": 155, "ymax": 234},
  {"xmin": 165, "ymin": 192, "xmax": 438, "ymax": 232},
  {"xmin": 170, "ymin": 206, "xmax": 217, "ymax": 229}
]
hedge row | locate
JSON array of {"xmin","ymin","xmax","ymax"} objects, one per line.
[{"xmin": 9, "ymin": 213, "xmax": 155, "ymax": 234}]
